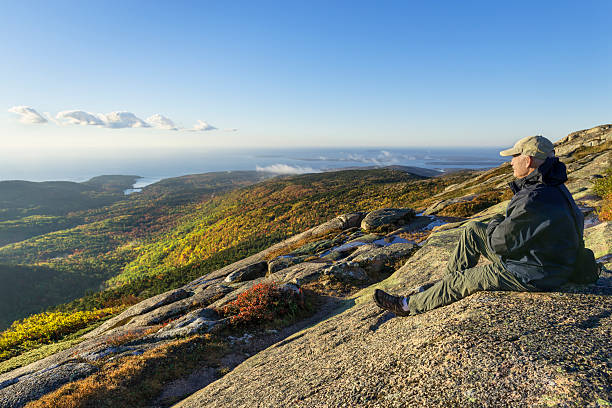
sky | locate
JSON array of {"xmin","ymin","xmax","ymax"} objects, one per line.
[{"xmin": 1, "ymin": 0, "xmax": 611, "ymax": 154}]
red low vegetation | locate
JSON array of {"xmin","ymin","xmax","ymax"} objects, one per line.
[{"xmin": 220, "ymin": 282, "xmax": 304, "ymax": 326}]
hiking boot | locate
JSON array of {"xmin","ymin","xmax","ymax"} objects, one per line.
[{"xmin": 373, "ymin": 289, "xmax": 410, "ymax": 316}]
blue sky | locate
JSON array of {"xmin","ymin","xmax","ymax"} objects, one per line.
[{"xmin": 1, "ymin": 0, "xmax": 611, "ymax": 152}]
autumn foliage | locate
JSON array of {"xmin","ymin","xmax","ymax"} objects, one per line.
[
  {"xmin": 593, "ymin": 168, "xmax": 612, "ymax": 221},
  {"xmin": 0, "ymin": 307, "xmax": 119, "ymax": 362},
  {"xmin": 221, "ymin": 283, "xmax": 303, "ymax": 326}
]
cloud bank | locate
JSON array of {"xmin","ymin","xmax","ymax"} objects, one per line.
[
  {"xmin": 103, "ymin": 111, "xmax": 150, "ymax": 128},
  {"xmin": 191, "ymin": 120, "xmax": 217, "ymax": 131},
  {"xmin": 9, "ymin": 106, "xmax": 226, "ymax": 132},
  {"xmin": 146, "ymin": 114, "xmax": 178, "ymax": 131},
  {"xmin": 8, "ymin": 106, "xmax": 48, "ymax": 124},
  {"xmin": 56, "ymin": 110, "xmax": 106, "ymax": 126},
  {"xmin": 256, "ymin": 164, "xmax": 319, "ymax": 175}
]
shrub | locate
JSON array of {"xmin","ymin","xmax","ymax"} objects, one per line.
[
  {"xmin": 220, "ymin": 282, "xmax": 303, "ymax": 326},
  {"xmin": 0, "ymin": 307, "xmax": 119, "ymax": 361},
  {"xmin": 593, "ymin": 168, "xmax": 612, "ymax": 221}
]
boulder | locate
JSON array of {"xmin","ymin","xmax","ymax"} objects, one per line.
[
  {"xmin": 337, "ymin": 212, "xmax": 366, "ymax": 229},
  {"xmin": 224, "ymin": 261, "xmax": 268, "ymax": 283},
  {"xmin": 322, "ymin": 262, "xmax": 368, "ymax": 282},
  {"xmin": 341, "ymin": 243, "xmax": 378, "ymax": 259},
  {"xmin": 205, "ymin": 254, "xmax": 267, "ymax": 280},
  {"xmin": 345, "ymin": 242, "xmax": 416, "ymax": 273},
  {"xmin": 310, "ymin": 213, "xmax": 366, "ymax": 236},
  {"xmin": 153, "ymin": 308, "xmax": 228, "ymax": 339},
  {"xmin": 361, "ymin": 208, "xmax": 416, "ymax": 233},
  {"xmin": 268, "ymin": 255, "xmax": 307, "ymax": 274},
  {"xmin": 268, "ymin": 262, "xmax": 331, "ymax": 285},
  {"xmin": 345, "ymin": 234, "xmax": 384, "ymax": 245},
  {"xmin": 318, "ymin": 241, "xmax": 367, "ymax": 262},
  {"xmin": 84, "ymin": 288, "xmax": 192, "ymax": 339},
  {"xmin": 319, "ymin": 251, "xmax": 344, "ymax": 262},
  {"xmin": 191, "ymin": 284, "xmax": 234, "ymax": 306},
  {"xmin": 124, "ymin": 297, "xmax": 194, "ymax": 328}
]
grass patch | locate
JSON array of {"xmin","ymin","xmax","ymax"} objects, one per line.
[
  {"xmin": 593, "ymin": 167, "xmax": 612, "ymax": 221},
  {"xmin": 25, "ymin": 334, "xmax": 228, "ymax": 408}
]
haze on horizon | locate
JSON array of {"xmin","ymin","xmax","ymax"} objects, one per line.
[{"xmin": 1, "ymin": 0, "xmax": 611, "ymax": 157}]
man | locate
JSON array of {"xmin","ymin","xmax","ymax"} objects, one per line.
[{"xmin": 374, "ymin": 135, "xmax": 583, "ymax": 316}]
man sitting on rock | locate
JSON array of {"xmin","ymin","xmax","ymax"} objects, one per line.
[{"xmin": 374, "ymin": 135, "xmax": 584, "ymax": 316}]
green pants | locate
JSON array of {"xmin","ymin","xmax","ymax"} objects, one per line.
[{"xmin": 407, "ymin": 221, "xmax": 535, "ymax": 315}]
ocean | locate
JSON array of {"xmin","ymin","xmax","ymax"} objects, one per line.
[{"xmin": 0, "ymin": 147, "xmax": 507, "ymax": 188}]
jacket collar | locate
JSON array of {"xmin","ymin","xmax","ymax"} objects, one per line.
[{"xmin": 508, "ymin": 157, "xmax": 568, "ymax": 194}]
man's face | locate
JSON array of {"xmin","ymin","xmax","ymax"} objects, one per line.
[{"xmin": 511, "ymin": 154, "xmax": 531, "ymax": 178}]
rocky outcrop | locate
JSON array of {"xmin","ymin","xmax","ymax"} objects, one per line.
[
  {"xmin": 555, "ymin": 124, "xmax": 611, "ymax": 157},
  {"xmin": 83, "ymin": 288, "xmax": 192, "ymax": 340},
  {"xmin": 152, "ymin": 308, "xmax": 227, "ymax": 340},
  {"xmin": 321, "ymin": 262, "xmax": 368, "ymax": 282},
  {"xmin": 175, "ymin": 209, "xmax": 612, "ymax": 408},
  {"xmin": 0, "ymin": 362, "xmax": 97, "ymax": 408},
  {"xmin": 0, "ymin": 206, "xmax": 420, "ymax": 407},
  {"xmin": 361, "ymin": 208, "xmax": 416, "ymax": 233}
]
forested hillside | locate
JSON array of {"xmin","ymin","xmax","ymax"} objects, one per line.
[{"xmin": 0, "ymin": 171, "xmax": 271, "ymax": 328}]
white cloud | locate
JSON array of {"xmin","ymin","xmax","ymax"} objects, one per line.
[
  {"xmin": 56, "ymin": 110, "xmax": 150, "ymax": 128},
  {"xmin": 8, "ymin": 106, "xmax": 48, "ymax": 124},
  {"xmin": 102, "ymin": 111, "xmax": 150, "ymax": 128},
  {"xmin": 13, "ymin": 106, "xmax": 226, "ymax": 133},
  {"xmin": 56, "ymin": 110, "xmax": 105, "ymax": 126},
  {"xmin": 191, "ymin": 120, "xmax": 217, "ymax": 131},
  {"xmin": 256, "ymin": 164, "xmax": 319, "ymax": 175},
  {"xmin": 146, "ymin": 114, "xmax": 178, "ymax": 131}
]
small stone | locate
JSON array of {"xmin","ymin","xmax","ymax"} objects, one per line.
[{"xmin": 224, "ymin": 261, "xmax": 268, "ymax": 283}]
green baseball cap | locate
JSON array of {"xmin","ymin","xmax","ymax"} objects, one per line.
[{"xmin": 500, "ymin": 135, "xmax": 554, "ymax": 159}]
